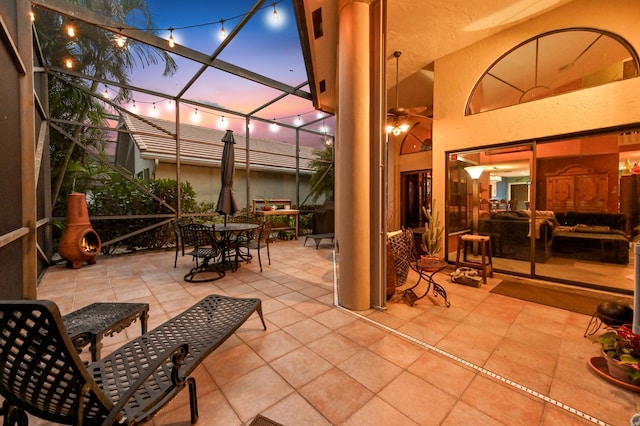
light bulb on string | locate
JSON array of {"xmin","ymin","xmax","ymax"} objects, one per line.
[
  {"xmin": 168, "ymin": 27, "xmax": 175, "ymax": 48},
  {"xmin": 29, "ymin": 10, "xmax": 35, "ymax": 21},
  {"xmin": 270, "ymin": 119, "xmax": 279, "ymax": 132},
  {"xmin": 219, "ymin": 20, "xmax": 227, "ymax": 40},
  {"xmin": 272, "ymin": 3, "xmax": 279, "ymax": 21},
  {"xmin": 115, "ymin": 34, "xmax": 126, "ymax": 48},
  {"xmin": 192, "ymin": 108, "xmax": 201, "ymax": 123},
  {"xmin": 317, "ymin": 111, "xmax": 324, "ymax": 119},
  {"xmin": 102, "ymin": 86, "xmax": 109, "ymax": 99},
  {"xmin": 218, "ymin": 116, "xmax": 228, "ymax": 129},
  {"xmin": 66, "ymin": 23, "xmax": 75, "ymax": 37},
  {"xmin": 64, "ymin": 58, "xmax": 73, "ymax": 68},
  {"xmin": 166, "ymin": 99, "xmax": 174, "ymax": 111},
  {"xmin": 295, "ymin": 115, "xmax": 302, "ymax": 125}
]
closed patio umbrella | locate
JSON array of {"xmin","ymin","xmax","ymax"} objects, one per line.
[{"xmin": 216, "ymin": 130, "xmax": 239, "ymax": 225}]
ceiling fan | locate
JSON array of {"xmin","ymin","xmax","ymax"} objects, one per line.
[{"xmin": 386, "ymin": 51, "xmax": 430, "ymax": 136}]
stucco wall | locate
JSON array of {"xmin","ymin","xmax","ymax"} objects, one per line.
[
  {"xmin": 155, "ymin": 162, "xmax": 313, "ymax": 209},
  {"xmin": 431, "ymin": 0, "xmax": 640, "ymax": 206}
]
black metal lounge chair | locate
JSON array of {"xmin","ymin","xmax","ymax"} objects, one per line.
[{"xmin": 0, "ymin": 294, "xmax": 266, "ymax": 425}]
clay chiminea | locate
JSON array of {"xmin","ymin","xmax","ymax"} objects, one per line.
[{"xmin": 58, "ymin": 192, "xmax": 101, "ymax": 269}]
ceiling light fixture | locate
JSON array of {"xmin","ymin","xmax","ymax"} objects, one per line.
[
  {"xmin": 386, "ymin": 51, "xmax": 410, "ymax": 136},
  {"xmin": 490, "ymin": 167, "xmax": 502, "ymax": 182}
]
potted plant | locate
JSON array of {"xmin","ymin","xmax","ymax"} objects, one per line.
[
  {"xmin": 593, "ymin": 329, "xmax": 640, "ymax": 384},
  {"xmin": 421, "ymin": 199, "xmax": 443, "ymax": 260},
  {"xmin": 259, "ymin": 196, "xmax": 271, "ymax": 211}
]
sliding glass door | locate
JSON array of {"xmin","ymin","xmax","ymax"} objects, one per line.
[{"xmin": 447, "ymin": 129, "xmax": 638, "ymax": 294}]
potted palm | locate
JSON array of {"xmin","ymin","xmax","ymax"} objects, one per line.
[{"xmin": 421, "ymin": 200, "xmax": 444, "ymax": 260}]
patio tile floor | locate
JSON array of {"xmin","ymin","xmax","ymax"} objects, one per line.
[{"xmin": 26, "ymin": 238, "xmax": 640, "ymax": 425}]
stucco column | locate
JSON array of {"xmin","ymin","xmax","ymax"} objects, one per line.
[{"xmin": 336, "ymin": 0, "xmax": 371, "ymax": 310}]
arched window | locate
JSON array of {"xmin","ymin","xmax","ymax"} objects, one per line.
[
  {"xmin": 400, "ymin": 120, "xmax": 432, "ymax": 155},
  {"xmin": 466, "ymin": 28, "xmax": 639, "ymax": 115}
]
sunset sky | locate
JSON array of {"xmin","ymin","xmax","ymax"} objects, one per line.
[{"xmin": 118, "ymin": 0, "xmax": 332, "ymax": 147}]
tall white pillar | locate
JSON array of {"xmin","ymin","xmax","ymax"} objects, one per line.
[{"xmin": 336, "ymin": 0, "xmax": 372, "ymax": 310}]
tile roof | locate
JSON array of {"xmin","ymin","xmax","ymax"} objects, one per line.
[{"xmin": 119, "ymin": 114, "xmax": 317, "ymax": 174}]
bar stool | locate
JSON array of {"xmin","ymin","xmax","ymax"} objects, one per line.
[{"xmin": 455, "ymin": 234, "xmax": 493, "ymax": 284}]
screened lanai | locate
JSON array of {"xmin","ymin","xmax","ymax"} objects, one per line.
[{"xmin": 1, "ymin": 0, "xmax": 335, "ymax": 296}]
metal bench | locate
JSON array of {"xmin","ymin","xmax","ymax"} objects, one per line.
[
  {"xmin": 304, "ymin": 233, "xmax": 335, "ymax": 249},
  {"xmin": 0, "ymin": 294, "xmax": 266, "ymax": 425}
]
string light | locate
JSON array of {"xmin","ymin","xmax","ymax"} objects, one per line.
[
  {"xmin": 103, "ymin": 1, "xmax": 284, "ymax": 45},
  {"xmin": 115, "ymin": 30, "xmax": 126, "ymax": 48},
  {"xmin": 66, "ymin": 23, "xmax": 75, "ymax": 37},
  {"xmin": 168, "ymin": 27, "xmax": 175, "ymax": 48},
  {"xmin": 64, "ymin": 58, "xmax": 73, "ymax": 68},
  {"xmin": 192, "ymin": 108, "xmax": 201, "ymax": 123},
  {"xmin": 132, "ymin": 99, "xmax": 136, "ymax": 109},
  {"xmin": 102, "ymin": 86, "xmax": 109, "ymax": 99},
  {"xmin": 29, "ymin": 11, "xmax": 35, "ymax": 21},
  {"xmin": 270, "ymin": 119, "xmax": 279, "ymax": 132},
  {"xmin": 247, "ymin": 120, "xmax": 253, "ymax": 131},
  {"xmin": 219, "ymin": 20, "xmax": 227, "ymax": 40},
  {"xmin": 295, "ymin": 115, "xmax": 302, "ymax": 125}
]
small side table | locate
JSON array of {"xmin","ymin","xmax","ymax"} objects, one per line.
[
  {"xmin": 63, "ymin": 302, "xmax": 149, "ymax": 361},
  {"xmin": 404, "ymin": 259, "xmax": 450, "ymax": 307}
]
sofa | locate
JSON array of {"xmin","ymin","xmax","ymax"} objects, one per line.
[
  {"xmin": 552, "ymin": 212, "xmax": 628, "ymax": 264},
  {"xmin": 478, "ymin": 211, "xmax": 553, "ymax": 262},
  {"xmin": 478, "ymin": 210, "xmax": 629, "ymax": 264}
]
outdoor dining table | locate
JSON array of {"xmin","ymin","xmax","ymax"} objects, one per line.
[{"xmin": 208, "ymin": 222, "xmax": 259, "ymax": 270}]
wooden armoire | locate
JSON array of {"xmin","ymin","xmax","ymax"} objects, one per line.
[{"xmin": 545, "ymin": 165, "xmax": 608, "ymax": 212}]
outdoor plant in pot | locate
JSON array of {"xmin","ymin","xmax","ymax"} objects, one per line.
[
  {"xmin": 593, "ymin": 329, "xmax": 640, "ymax": 384},
  {"xmin": 421, "ymin": 199, "xmax": 443, "ymax": 261}
]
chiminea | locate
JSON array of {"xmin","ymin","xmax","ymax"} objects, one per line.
[{"xmin": 58, "ymin": 192, "xmax": 101, "ymax": 269}]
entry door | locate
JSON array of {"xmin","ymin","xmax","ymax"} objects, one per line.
[{"xmin": 401, "ymin": 170, "xmax": 432, "ymax": 229}]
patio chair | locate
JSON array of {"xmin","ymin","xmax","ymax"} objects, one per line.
[
  {"xmin": 181, "ymin": 224, "xmax": 226, "ymax": 282},
  {"xmin": 227, "ymin": 213, "xmax": 259, "ymax": 263},
  {"xmin": 387, "ymin": 229, "xmax": 411, "ymax": 285},
  {"xmin": 248, "ymin": 220, "xmax": 273, "ymax": 272},
  {"xmin": 172, "ymin": 217, "xmax": 193, "ymax": 267}
]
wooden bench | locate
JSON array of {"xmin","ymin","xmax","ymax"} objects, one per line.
[{"xmin": 0, "ymin": 294, "xmax": 266, "ymax": 425}]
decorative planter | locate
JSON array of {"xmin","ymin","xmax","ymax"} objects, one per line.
[
  {"xmin": 602, "ymin": 351, "xmax": 634, "ymax": 382},
  {"xmin": 58, "ymin": 193, "xmax": 101, "ymax": 269},
  {"xmin": 420, "ymin": 255, "xmax": 441, "ymax": 271}
]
